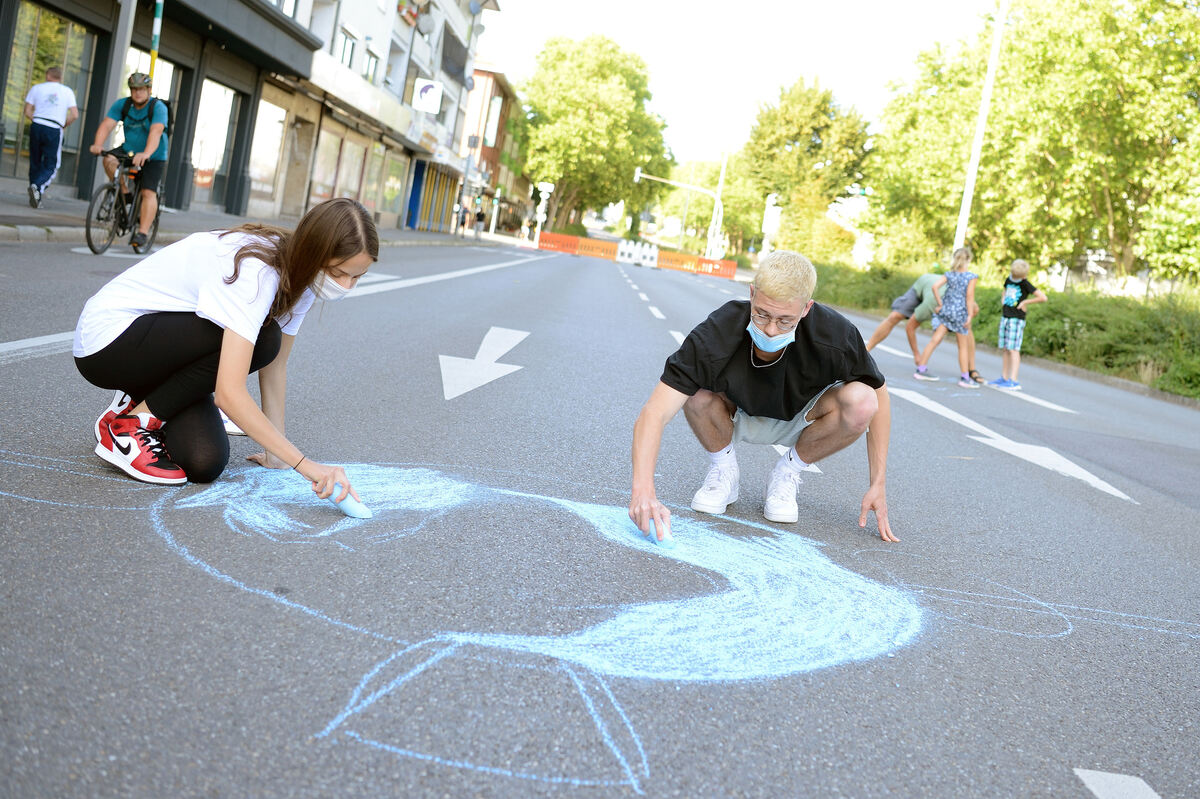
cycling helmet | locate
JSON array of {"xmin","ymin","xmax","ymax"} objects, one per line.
[{"xmin": 127, "ymin": 72, "xmax": 152, "ymax": 89}]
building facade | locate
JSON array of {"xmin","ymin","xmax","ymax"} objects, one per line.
[
  {"xmin": 0, "ymin": 0, "xmax": 495, "ymax": 231},
  {"xmin": 457, "ymin": 63, "xmax": 530, "ymax": 234}
]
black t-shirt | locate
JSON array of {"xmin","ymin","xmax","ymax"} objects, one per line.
[
  {"xmin": 1001, "ymin": 277, "xmax": 1038, "ymax": 319},
  {"xmin": 661, "ymin": 300, "xmax": 885, "ymax": 420}
]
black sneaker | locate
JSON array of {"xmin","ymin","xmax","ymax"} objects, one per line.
[{"xmin": 131, "ymin": 232, "xmax": 148, "ymax": 252}]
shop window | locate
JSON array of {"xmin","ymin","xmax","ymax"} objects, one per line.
[
  {"xmin": 309, "ymin": 127, "xmax": 342, "ymax": 208},
  {"xmin": 249, "ymin": 99, "xmax": 288, "ymax": 201},
  {"xmin": 336, "ymin": 139, "xmax": 366, "ymax": 200},
  {"xmin": 1, "ymin": 1, "xmax": 98, "ymax": 184},
  {"xmin": 381, "ymin": 152, "xmax": 411, "ymax": 215},
  {"xmin": 361, "ymin": 144, "xmax": 385, "ymax": 213},
  {"xmin": 191, "ymin": 79, "xmax": 239, "ymax": 207}
]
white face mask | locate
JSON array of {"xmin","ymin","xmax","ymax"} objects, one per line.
[{"xmin": 314, "ymin": 273, "xmax": 351, "ymax": 302}]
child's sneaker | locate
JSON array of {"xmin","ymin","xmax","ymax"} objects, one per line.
[
  {"xmin": 1002, "ymin": 380, "xmax": 1021, "ymax": 391},
  {"xmin": 691, "ymin": 461, "xmax": 739, "ymax": 514},
  {"xmin": 763, "ymin": 464, "xmax": 803, "ymax": 523},
  {"xmin": 95, "ymin": 390, "xmax": 134, "ymax": 447},
  {"xmin": 913, "ymin": 369, "xmax": 939, "ymax": 381},
  {"xmin": 986, "ymin": 378, "xmax": 1007, "ymax": 387},
  {"xmin": 957, "ymin": 376, "xmax": 980, "ymax": 389},
  {"xmin": 95, "ymin": 412, "xmax": 186, "ymax": 485}
]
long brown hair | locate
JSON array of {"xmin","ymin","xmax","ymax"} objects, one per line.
[{"xmin": 220, "ymin": 198, "xmax": 379, "ymax": 321}]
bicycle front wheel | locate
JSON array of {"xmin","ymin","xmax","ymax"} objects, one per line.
[{"xmin": 85, "ymin": 184, "xmax": 119, "ymax": 254}]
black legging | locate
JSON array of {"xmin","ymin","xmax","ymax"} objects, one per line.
[{"xmin": 75, "ymin": 312, "xmax": 282, "ymax": 483}]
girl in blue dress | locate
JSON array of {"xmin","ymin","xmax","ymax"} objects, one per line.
[{"xmin": 912, "ymin": 248, "xmax": 980, "ymax": 388}]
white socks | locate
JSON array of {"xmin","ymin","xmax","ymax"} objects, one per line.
[
  {"xmin": 708, "ymin": 445, "xmax": 737, "ymax": 469},
  {"xmin": 776, "ymin": 446, "xmax": 809, "ymax": 474}
]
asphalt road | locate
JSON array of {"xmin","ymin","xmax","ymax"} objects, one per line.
[{"xmin": 2, "ymin": 239, "xmax": 1197, "ymax": 798}]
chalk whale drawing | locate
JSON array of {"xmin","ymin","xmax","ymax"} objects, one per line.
[
  {"xmin": 0, "ymin": 452, "xmax": 926, "ymax": 793},
  {"xmin": 149, "ymin": 464, "xmax": 925, "ymax": 792}
]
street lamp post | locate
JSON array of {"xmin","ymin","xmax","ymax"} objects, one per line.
[
  {"xmin": 953, "ymin": 0, "xmax": 1012, "ymax": 251},
  {"xmin": 633, "ymin": 154, "xmax": 727, "ymax": 259}
]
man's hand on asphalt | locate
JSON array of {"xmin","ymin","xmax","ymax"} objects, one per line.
[
  {"xmin": 629, "ymin": 491, "xmax": 673, "ymax": 543},
  {"xmin": 860, "ymin": 484, "xmax": 897, "ymax": 542}
]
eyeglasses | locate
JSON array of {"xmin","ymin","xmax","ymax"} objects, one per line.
[{"xmin": 750, "ymin": 308, "xmax": 799, "ymax": 332}]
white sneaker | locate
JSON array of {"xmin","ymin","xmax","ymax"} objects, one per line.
[
  {"xmin": 691, "ymin": 461, "xmax": 739, "ymax": 514},
  {"xmin": 763, "ymin": 465, "xmax": 803, "ymax": 523}
]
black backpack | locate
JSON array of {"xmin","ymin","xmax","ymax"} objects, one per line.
[{"xmin": 120, "ymin": 95, "xmax": 171, "ymax": 137}]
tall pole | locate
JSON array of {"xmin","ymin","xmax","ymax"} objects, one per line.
[
  {"xmin": 104, "ymin": 0, "xmax": 136, "ymax": 108},
  {"xmin": 148, "ymin": 0, "xmax": 164, "ymax": 81},
  {"xmin": 706, "ymin": 153, "xmax": 727, "ymax": 259},
  {"xmin": 953, "ymin": 0, "xmax": 1010, "ymax": 251}
]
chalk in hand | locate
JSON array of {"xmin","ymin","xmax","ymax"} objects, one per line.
[
  {"xmin": 643, "ymin": 519, "xmax": 676, "ymax": 549},
  {"xmin": 328, "ymin": 482, "xmax": 372, "ymax": 519}
]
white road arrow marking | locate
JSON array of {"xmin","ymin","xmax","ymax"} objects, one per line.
[
  {"xmin": 438, "ymin": 327, "xmax": 529, "ymax": 400},
  {"xmin": 890, "ymin": 387, "xmax": 1134, "ymax": 502},
  {"xmin": 1074, "ymin": 769, "xmax": 1162, "ymax": 799}
]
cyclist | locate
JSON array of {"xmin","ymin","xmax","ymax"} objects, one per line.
[{"xmin": 89, "ymin": 72, "xmax": 167, "ymax": 251}]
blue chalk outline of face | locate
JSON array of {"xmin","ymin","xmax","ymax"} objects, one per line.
[{"xmin": 157, "ymin": 464, "xmax": 924, "ymax": 683}]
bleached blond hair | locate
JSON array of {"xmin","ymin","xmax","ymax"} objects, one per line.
[
  {"xmin": 752, "ymin": 250, "xmax": 817, "ymax": 303},
  {"xmin": 1010, "ymin": 259, "xmax": 1030, "ymax": 279}
]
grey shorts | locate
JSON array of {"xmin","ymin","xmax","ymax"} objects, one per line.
[
  {"xmin": 732, "ymin": 381, "xmax": 844, "ymax": 446},
  {"xmin": 890, "ymin": 288, "xmax": 920, "ymax": 318}
]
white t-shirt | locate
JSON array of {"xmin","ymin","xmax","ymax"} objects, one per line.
[
  {"xmin": 24, "ymin": 81, "xmax": 77, "ymax": 128},
  {"xmin": 73, "ymin": 231, "xmax": 316, "ymax": 357}
]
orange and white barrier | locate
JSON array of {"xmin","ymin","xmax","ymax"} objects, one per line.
[{"xmin": 538, "ymin": 233, "xmax": 737, "ymax": 279}]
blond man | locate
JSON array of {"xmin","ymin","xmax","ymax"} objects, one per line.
[{"xmin": 630, "ymin": 250, "xmax": 896, "ymax": 543}]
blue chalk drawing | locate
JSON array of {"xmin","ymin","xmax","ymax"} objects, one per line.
[
  {"xmin": 3, "ymin": 452, "xmax": 1197, "ymax": 792},
  {"xmin": 146, "ymin": 464, "xmax": 924, "ymax": 793}
]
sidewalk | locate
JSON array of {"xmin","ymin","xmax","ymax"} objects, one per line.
[{"xmin": 0, "ymin": 175, "xmax": 527, "ymax": 249}]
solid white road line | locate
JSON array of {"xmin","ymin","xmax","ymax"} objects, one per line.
[
  {"xmin": 0, "ymin": 256, "xmax": 554, "ymax": 360},
  {"xmin": 1074, "ymin": 769, "xmax": 1161, "ymax": 799},
  {"xmin": 875, "ymin": 344, "xmax": 911, "ymax": 359}
]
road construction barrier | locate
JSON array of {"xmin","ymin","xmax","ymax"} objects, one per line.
[{"xmin": 537, "ymin": 233, "xmax": 737, "ymax": 279}]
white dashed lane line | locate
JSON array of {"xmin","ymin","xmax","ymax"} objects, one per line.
[
  {"xmin": 638, "ymin": 292, "xmax": 649, "ymax": 301},
  {"xmin": 649, "ymin": 306, "xmax": 665, "ymax": 319},
  {"xmin": 669, "ymin": 330, "xmax": 685, "ymax": 345}
]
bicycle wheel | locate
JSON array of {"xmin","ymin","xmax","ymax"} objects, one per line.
[{"xmin": 85, "ymin": 184, "xmax": 119, "ymax": 254}]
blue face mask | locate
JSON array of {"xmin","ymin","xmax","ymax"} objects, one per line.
[{"xmin": 746, "ymin": 320, "xmax": 795, "ymax": 353}]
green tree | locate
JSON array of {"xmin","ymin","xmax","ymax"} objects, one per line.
[
  {"xmin": 742, "ymin": 78, "xmax": 870, "ymax": 257},
  {"xmin": 868, "ymin": 0, "xmax": 1200, "ymax": 277},
  {"xmin": 522, "ymin": 36, "xmax": 670, "ymax": 231},
  {"xmin": 656, "ymin": 155, "xmax": 765, "ymax": 254}
]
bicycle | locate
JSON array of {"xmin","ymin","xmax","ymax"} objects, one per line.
[{"xmin": 85, "ymin": 147, "xmax": 161, "ymax": 255}]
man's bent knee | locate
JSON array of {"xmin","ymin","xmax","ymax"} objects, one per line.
[{"xmin": 837, "ymin": 382, "xmax": 878, "ymax": 433}]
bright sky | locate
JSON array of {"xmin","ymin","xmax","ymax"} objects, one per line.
[{"xmin": 477, "ymin": 0, "xmax": 998, "ymax": 163}]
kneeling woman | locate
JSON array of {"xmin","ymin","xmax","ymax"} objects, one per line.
[{"xmin": 73, "ymin": 198, "xmax": 377, "ymax": 502}]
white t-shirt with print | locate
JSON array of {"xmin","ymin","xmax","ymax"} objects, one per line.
[
  {"xmin": 73, "ymin": 231, "xmax": 316, "ymax": 357},
  {"xmin": 24, "ymin": 81, "xmax": 77, "ymax": 128}
]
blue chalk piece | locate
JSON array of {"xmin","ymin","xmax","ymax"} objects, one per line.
[
  {"xmin": 328, "ymin": 483, "xmax": 372, "ymax": 519},
  {"xmin": 643, "ymin": 520, "xmax": 676, "ymax": 549}
]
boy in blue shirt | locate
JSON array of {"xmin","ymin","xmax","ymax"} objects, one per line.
[
  {"xmin": 988, "ymin": 259, "xmax": 1047, "ymax": 390},
  {"xmin": 89, "ymin": 72, "xmax": 168, "ymax": 252}
]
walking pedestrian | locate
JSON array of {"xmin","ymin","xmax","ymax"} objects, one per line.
[
  {"xmin": 73, "ymin": 198, "xmax": 377, "ymax": 503},
  {"xmin": 23, "ymin": 66, "xmax": 78, "ymax": 208}
]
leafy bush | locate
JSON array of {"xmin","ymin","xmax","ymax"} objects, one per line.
[{"xmin": 813, "ymin": 261, "xmax": 1200, "ymax": 400}]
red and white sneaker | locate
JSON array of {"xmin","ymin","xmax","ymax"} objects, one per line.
[
  {"xmin": 95, "ymin": 391, "xmax": 134, "ymax": 448},
  {"xmin": 95, "ymin": 412, "xmax": 187, "ymax": 485}
]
